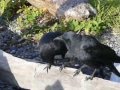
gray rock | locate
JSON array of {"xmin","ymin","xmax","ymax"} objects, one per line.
[
  {"xmin": 56, "ymin": 1, "xmax": 97, "ymax": 20},
  {"xmin": 27, "ymin": 0, "xmax": 97, "ymax": 20},
  {"xmin": 0, "ymin": 50, "xmax": 120, "ymax": 90},
  {"xmin": 100, "ymin": 30, "xmax": 120, "ymax": 55}
]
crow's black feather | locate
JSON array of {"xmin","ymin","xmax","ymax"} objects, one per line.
[
  {"xmin": 38, "ymin": 31, "xmax": 67, "ymax": 72},
  {"xmin": 54, "ymin": 31, "xmax": 120, "ymax": 79}
]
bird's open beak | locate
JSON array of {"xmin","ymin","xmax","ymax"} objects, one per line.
[{"xmin": 54, "ymin": 36, "xmax": 63, "ymax": 41}]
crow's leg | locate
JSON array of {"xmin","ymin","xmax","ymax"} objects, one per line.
[
  {"xmin": 43, "ymin": 63, "xmax": 52, "ymax": 73},
  {"xmin": 59, "ymin": 61, "xmax": 70, "ymax": 72},
  {"xmin": 59, "ymin": 54, "xmax": 67, "ymax": 71},
  {"xmin": 99, "ymin": 67, "xmax": 106, "ymax": 79},
  {"xmin": 59, "ymin": 64, "xmax": 65, "ymax": 72},
  {"xmin": 54, "ymin": 59, "xmax": 58, "ymax": 64},
  {"xmin": 73, "ymin": 64, "xmax": 88, "ymax": 77},
  {"xmin": 61, "ymin": 53, "xmax": 65, "ymax": 59},
  {"xmin": 86, "ymin": 69, "xmax": 97, "ymax": 80}
]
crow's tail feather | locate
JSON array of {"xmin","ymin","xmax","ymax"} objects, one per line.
[
  {"xmin": 115, "ymin": 56, "xmax": 120, "ymax": 63},
  {"xmin": 108, "ymin": 64, "xmax": 120, "ymax": 77}
]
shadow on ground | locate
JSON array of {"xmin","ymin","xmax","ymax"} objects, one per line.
[{"xmin": 45, "ymin": 80, "xmax": 64, "ymax": 90}]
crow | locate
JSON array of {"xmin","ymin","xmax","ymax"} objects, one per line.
[
  {"xmin": 54, "ymin": 31, "xmax": 120, "ymax": 80},
  {"xmin": 38, "ymin": 31, "xmax": 67, "ymax": 72}
]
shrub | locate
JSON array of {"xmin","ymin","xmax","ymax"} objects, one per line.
[
  {"xmin": 0, "ymin": 0, "xmax": 27, "ymax": 20},
  {"xmin": 16, "ymin": 5, "xmax": 43, "ymax": 29},
  {"xmin": 48, "ymin": 0, "xmax": 120, "ymax": 35}
]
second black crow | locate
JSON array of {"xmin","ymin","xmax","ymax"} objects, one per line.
[
  {"xmin": 54, "ymin": 31, "xmax": 120, "ymax": 80},
  {"xmin": 38, "ymin": 31, "xmax": 67, "ymax": 72}
]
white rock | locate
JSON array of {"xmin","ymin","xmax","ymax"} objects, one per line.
[
  {"xmin": 27, "ymin": 0, "xmax": 97, "ymax": 20},
  {"xmin": 0, "ymin": 50, "xmax": 120, "ymax": 90}
]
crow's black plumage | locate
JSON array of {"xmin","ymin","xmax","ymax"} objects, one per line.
[
  {"xmin": 38, "ymin": 31, "xmax": 67, "ymax": 72},
  {"xmin": 54, "ymin": 31, "xmax": 120, "ymax": 80}
]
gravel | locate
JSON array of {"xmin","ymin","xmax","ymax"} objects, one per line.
[
  {"xmin": 0, "ymin": 26, "xmax": 41, "ymax": 61},
  {"xmin": 100, "ymin": 29, "xmax": 120, "ymax": 55}
]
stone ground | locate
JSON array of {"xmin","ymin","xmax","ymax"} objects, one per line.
[{"xmin": 0, "ymin": 26, "xmax": 40, "ymax": 61}]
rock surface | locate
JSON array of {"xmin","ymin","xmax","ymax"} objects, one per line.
[
  {"xmin": 0, "ymin": 50, "xmax": 120, "ymax": 90},
  {"xmin": 27, "ymin": 0, "xmax": 96, "ymax": 20}
]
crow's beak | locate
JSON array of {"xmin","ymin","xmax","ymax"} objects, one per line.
[{"xmin": 54, "ymin": 36, "xmax": 63, "ymax": 41}]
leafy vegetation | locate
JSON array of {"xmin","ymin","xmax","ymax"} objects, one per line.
[
  {"xmin": 0, "ymin": 0, "xmax": 27, "ymax": 20},
  {"xmin": 90, "ymin": 0, "xmax": 120, "ymax": 30},
  {"xmin": 52, "ymin": 0, "xmax": 120, "ymax": 35},
  {"xmin": 0, "ymin": 0, "xmax": 120, "ymax": 40},
  {"xmin": 16, "ymin": 5, "xmax": 43, "ymax": 29}
]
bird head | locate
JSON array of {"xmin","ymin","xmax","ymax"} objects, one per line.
[{"xmin": 54, "ymin": 31, "xmax": 75, "ymax": 49}]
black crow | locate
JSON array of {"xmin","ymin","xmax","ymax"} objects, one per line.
[
  {"xmin": 54, "ymin": 31, "xmax": 120, "ymax": 80},
  {"xmin": 38, "ymin": 31, "xmax": 67, "ymax": 72}
]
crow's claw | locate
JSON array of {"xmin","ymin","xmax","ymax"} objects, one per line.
[
  {"xmin": 59, "ymin": 64, "xmax": 65, "ymax": 72},
  {"xmin": 73, "ymin": 69, "xmax": 81, "ymax": 77},
  {"xmin": 43, "ymin": 66, "xmax": 49, "ymax": 73},
  {"xmin": 85, "ymin": 69, "xmax": 97, "ymax": 80},
  {"xmin": 73, "ymin": 65, "xmax": 88, "ymax": 77},
  {"xmin": 43, "ymin": 64, "xmax": 51, "ymax": 73},
  {"xmin": 85, "ymin": 76, "xmax": 93, "ymax": 80}
]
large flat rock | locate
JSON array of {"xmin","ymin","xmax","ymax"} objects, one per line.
[
  {"xmin": 0, "ymin": 50, "xmax": 120, "ymax": 90},
  {"xmin": 27, "ymin": 0, "xmax": 96, "ymax": 20}
]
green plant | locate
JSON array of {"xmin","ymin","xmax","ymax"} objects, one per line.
[
  {"xmin": 0, "ymin": 0, "xmax": 8, "ymax": 15},
  {"xmin": 59, "ymin": 0, "xmax": 120, "ymax": 35},
  {"xmin": 23, "ymin": 0, "xmax": 120, "ymax": 40},
  {"xmin": 0, "ymin": 0, "xmax": 27, "ymax": 20},
  {"xmin": 90, "ymin": 0, "xmax": 120, "ymax": 31},
  {"xmin": 1, "ymin": 0, "xmax": 119, "ymax": 41},
  {"xmin": 16, "ymin": 5, "xmax": 43, "ymax": 29}
]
